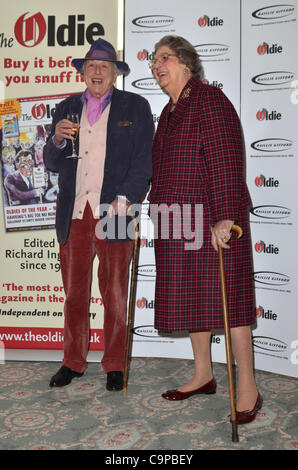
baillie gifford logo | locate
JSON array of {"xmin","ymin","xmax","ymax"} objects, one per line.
[
  {"xmin": 252, "ymin": 4, "xmax": 295, "ymax": 20},
  {"xmin": 198, "ymin": 15, "xmax": 224, "ymax": 27},
  {"xmin": 132, "ymin": 15, "xmax": 174, "ymax": 28},
  {"xmin": 14, "ymin": 11, "xmax": 104, "ymax": 47},
  {"xmin": 250, "ymin": 205, "xmax": 291, "ymax": 220}
]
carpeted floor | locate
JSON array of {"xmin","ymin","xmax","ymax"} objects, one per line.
[{"xmin": 0, "ymin": 358, "xmax": 297, "ymax": 451}]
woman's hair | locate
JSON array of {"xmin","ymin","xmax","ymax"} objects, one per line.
[{"xmin": 154, "ymin": 35, "xmax": 205, "ymax": 80}]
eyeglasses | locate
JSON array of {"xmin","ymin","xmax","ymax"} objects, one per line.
[{"xmin": 149, "ymin": 53, "xmax": 177, "ymax": 70}]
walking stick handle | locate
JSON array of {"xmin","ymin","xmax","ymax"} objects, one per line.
[
  {"xmin": 209, "ymin": 224, "xmax": 243, "ymax": 241},
  {"xmin": 231, "ymin": 224, "xmax": 243, "ymax": 239}
]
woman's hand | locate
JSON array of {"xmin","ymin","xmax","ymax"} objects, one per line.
[{"xmin": 211, "ymin": 219, "xmax": 234, "ymax": 252}]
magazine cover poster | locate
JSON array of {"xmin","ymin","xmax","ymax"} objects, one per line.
[{"xmin": 0, "ymin": 94, "xmax": 70, "ymax": 232}]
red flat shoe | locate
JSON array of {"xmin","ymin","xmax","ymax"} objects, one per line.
[
  {"xmin": 235, "ymin": 393, "xmax": 263, "ymax": 424},
  {"xmin": 162, "ymin": 378, "xmax": 217, "ymax": 401}
]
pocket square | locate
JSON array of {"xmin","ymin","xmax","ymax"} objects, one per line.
[{"xmin": 117, "ymin": 121, "xmax": 133, "ymax": 126}]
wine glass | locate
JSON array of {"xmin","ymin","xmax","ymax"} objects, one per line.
[{"xmin": 66, "ymin": 113, "xmax": 81, "ymax": 159}]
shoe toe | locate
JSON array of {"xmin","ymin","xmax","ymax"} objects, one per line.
[
  {"xmin": 162, "ymin": 390, "xmax": 180, "ymax": 400},
  {"xmin": 49, "ymin": 366, "xmax": 83, "ymax": 387},
  {"xmin": 106, "ymin": 371, "xmax": 124, "ymax": 391}
]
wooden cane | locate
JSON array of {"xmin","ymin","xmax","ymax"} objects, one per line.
[
  {"xmin": 212, "ymin": 224, "xmax": 242, "ymax": 442},
  {"xmin": 123, "ymin": 214, "xmax": 140, "ymax": 396}
]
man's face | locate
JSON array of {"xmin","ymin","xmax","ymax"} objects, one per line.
[
  {"xmin": 84, "ymin": 60, "xmax": 117, "ymax": 98},
  {"xmin": 19, "ymin": 155, "xmax": 33, "ymax": 177}
]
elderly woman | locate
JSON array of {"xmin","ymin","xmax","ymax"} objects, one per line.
[{"xmin": 149, "ymin": 35, "xmax": 261, "ymax": 424}]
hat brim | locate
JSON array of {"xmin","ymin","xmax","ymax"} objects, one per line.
[{"xmin": 72, "ymin": 57, "xmax": 130, "ymax": 75}]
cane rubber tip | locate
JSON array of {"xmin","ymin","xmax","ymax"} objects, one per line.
[
  {"xmin": 122, "ymin": 388, "xmax": 127, "ymax": 396},
  {"xmin": 232, "ymin": 433, "xmax": 239, "ymax": 443}
]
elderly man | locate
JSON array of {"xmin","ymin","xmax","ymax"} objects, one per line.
[{"xmin": 44, "ymin": 39, "xmax": 154, "ymax": 390}]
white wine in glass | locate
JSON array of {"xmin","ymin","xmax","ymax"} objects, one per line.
[{"xmin": 66, "ymin": 113, "xmax": 81, "ymax": 159}]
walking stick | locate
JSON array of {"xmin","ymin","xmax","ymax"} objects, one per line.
[
  {"xmin": 212, "ymin": 224, "xmax": 243, "ymax": 443},
  {"xmin": 123, "ymin": 214, "xmax": 140, "ymax": 396}
]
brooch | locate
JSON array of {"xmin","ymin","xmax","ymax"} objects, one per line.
[{"xmin": 182, "ymin": 87, "xmax": 191, "ymax": 99}]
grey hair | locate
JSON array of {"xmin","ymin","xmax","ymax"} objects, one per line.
[
  {"xmin": 80, "ymin": 61, "xmax": 122, "ymax": 76},
  {"xmin": 154, "ymin": 35, "xmax": 205, "ymax": 80}
]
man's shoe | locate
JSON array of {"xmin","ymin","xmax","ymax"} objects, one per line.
[
  {"xmin": 49, "ymin": 365, "xmax": 84, "ymax": 387},
  {"xmin": 106, "ymin": 371, "xmax": 124, "ymax": 391}
]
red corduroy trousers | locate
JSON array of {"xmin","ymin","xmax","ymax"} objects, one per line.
[{"xmin": 59, "ymin": 203, "xmax": 133, "ymax": 373}]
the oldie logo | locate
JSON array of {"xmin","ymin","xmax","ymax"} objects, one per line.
[
  {"xmin": 31, "ymin": 102, "xmax": 58, "ymax": 121},
  {"xmin": 254, "ymin": 240, "xmax": 279, "ymax": 254},
  {"xmin": 251, "ymin": 138, "xmax": 293, "ymax": 152},
  {"xmin": 136, "ymin": 297, "xmax": 155, "ymax": 309},
  {"xmin": 198, "ymin": 16, "xmax": 224, "ymax": 27},
  {"xmin": 253, "ymin": 271, "xmax": 290, "ymax": 286},
  {"xmin": 131, "ymin": 78, "xmax": 160, "ymax": 91},
  {"xmin": 202, "ymin": 79, "xmax": 224, "ymax": 90},
  {"xmin": 252, "ymin": 4, "xmax": 295, "ymax": 20},
  {"xmin": 252, "ymin": 71, "xmax": 295, "ymax": 86},
  {"xmin": 195, "ymin": 43, "xmax": 229, "ymax": 57},
  {"xmin": 137, "ymin": 49, "xmax": 154, "ymax": 61},
  {"xmin": 31, "ymin": 103, "xmax": 46, "ymax": 120},
  {"xmin": 256, "ymin": 306, "xmax": 278, "ymax": 320},
  {"xmin": 14, "ymin": 11, "xmax": 104, "ymax": 47},
  {"xmin": 139, "ymin": 238, "xmax": 154, "ymax": 248},
  {"xmin": 256, "ymin": 109, "xmax": 282, "ymax": 120},
  {"xmin": 250, "ymin": 205, "xmax": 291, "ymax": 219},
  {"xmin": 254, "ymin": 174, "xmax": 279, "ymax": 188},
  {"xmin": 257, "ymin": 42, "xmax": 283, "ymax": 54},
  {"xmin": 14, "ymin": 12, "xmax": 47, "ymax": 47},
  {"xmin": 132, "ymin": 15, "xmax": 174, "ymax": 28}
]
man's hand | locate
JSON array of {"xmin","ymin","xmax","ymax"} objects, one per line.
[
  {"xmin": 108, "ymin": 197, "xmax": 130, "ymax": 218},
  {"xmin": 53, "ymin": 119, "xmax": 78, "ymax": 146}
]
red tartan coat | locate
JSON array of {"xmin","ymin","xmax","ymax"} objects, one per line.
[{"xmin": 150, "ymin": 76, "xmax": 256, "ymax": 332}]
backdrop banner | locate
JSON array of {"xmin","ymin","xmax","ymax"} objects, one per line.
[
  {"xmin": 1, "ymin": 1, "xmax": 297, "ymax": 378},
  {"xmin": 0, "ymin": 0, "xmax": 118, "ymax": 354},
  {"xmin": 124, "ymin": 0, "xmax": 298, "ymax": 378}
]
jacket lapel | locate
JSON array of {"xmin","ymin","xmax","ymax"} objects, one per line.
[
  {"xmin": 166, "ymin": 77, "xmax": 197, "ymax": 135},
  {"xmin": 107, "ymin": 88, "xmax": 127, "ymax": 130},
  {"xmin": 69, "ymin": 93, "xmax": 83, "ymax": 117}
]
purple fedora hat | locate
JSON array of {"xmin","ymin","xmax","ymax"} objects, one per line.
[{"xmin": 72, "ymin": 38, "xmax": 130, "ymax": 75}]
